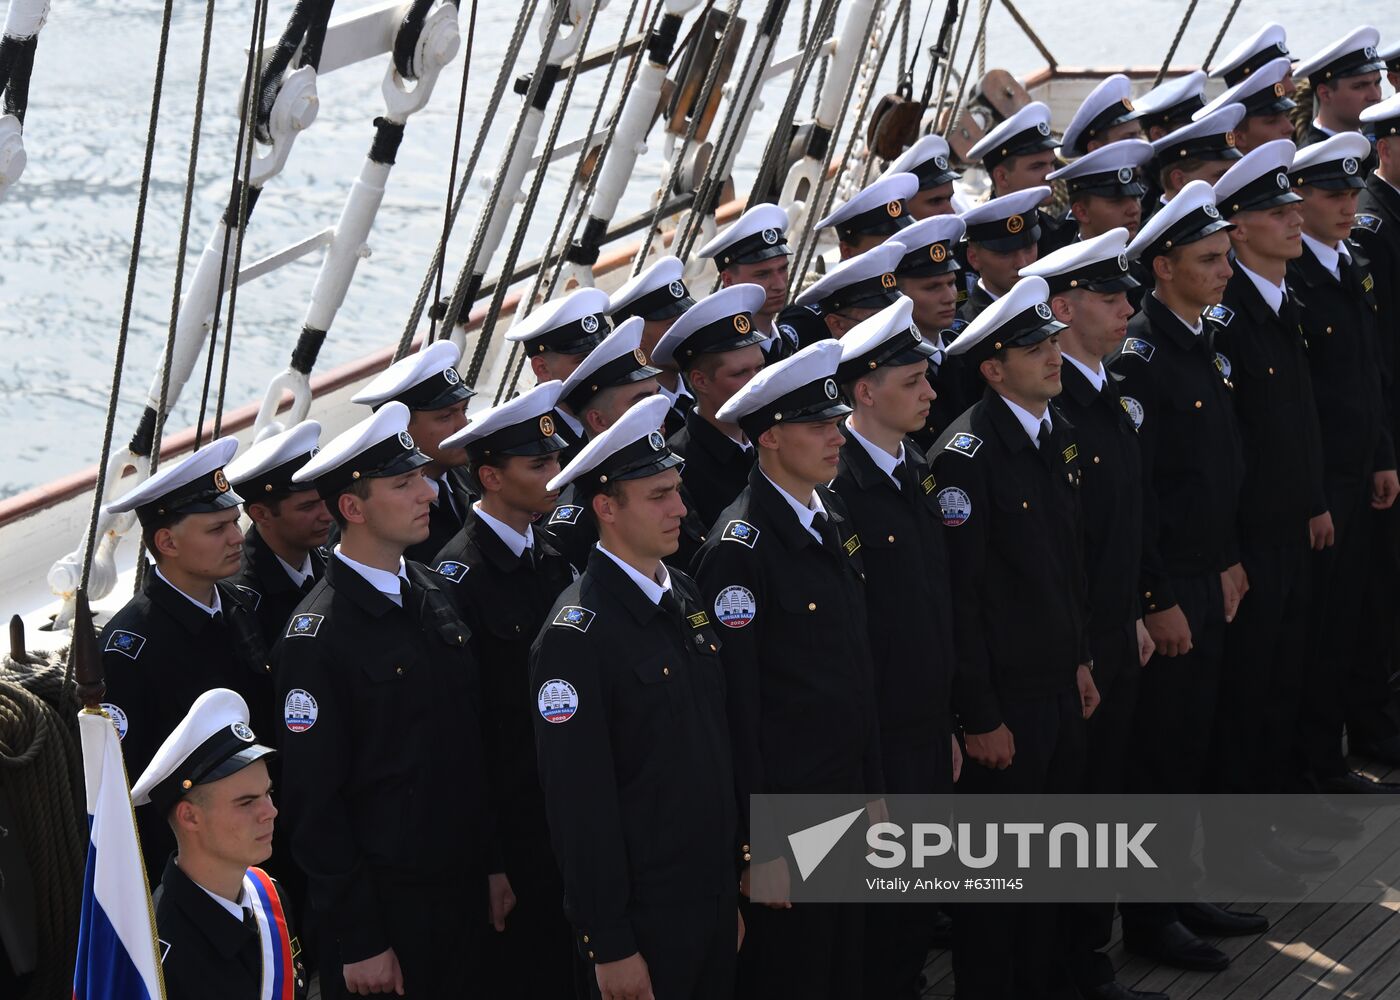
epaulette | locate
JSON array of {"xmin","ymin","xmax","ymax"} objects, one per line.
[
  {"xmin": 1121, "ymin": 337, "xmax": 1155, "ymax": 362},
  {"xmin": 552, "ymin": 605, "xmax": 595, "ymax": 632},
  {"xmin": 1353, "ymin": 213, "xmax": 1382, "ymax": 234},
  {"xmin": 285, "ymin": 613, "xmax": 324, "ymax": 639},
  {"xmin": 549, "ymin": 504, "xmax": 583, "ymax": 526},
  {"xmin": 105, "ymin": 630, "xmax": 146, "ymax": 660},
  {"xmin": 233, "ymin": 584, "xmax": 262, "ymax": 610},
  {"xmin": 942, "ymin": 432, "xmax": 983, "ymax": 458},
  {"xmin": 721, "ymin": 519, "xmax": 760, "ymax": 548},
  {"xmin": 434, "ymin": 560, "xmax": 469, "ymax": 583},
  {"xmin": 1205, "ymin": 304, "xmax": 1234, "ymax": 326}
]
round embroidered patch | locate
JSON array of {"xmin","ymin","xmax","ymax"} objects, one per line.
[
  {"xmin": 444, "ymin": 367, "xmax": 461, "ymax": 384},
  {"xmin": 284, "ymin": 689, "xmax": 319, "ymax": 734},
  {"xmin": 231, "ymin": 721, "xmax": 255, "ymax": 742},
  {"xmin": 538, "ymin": 679, "xmax": 579, "ymax": 724},
  {"xmin": 714, "ymin": 585, "xmax": 757, "ymax": 628},
  {"xmin": 101, "ymin": 703, "xmax": 129, "ymax": 741},
  {"xmin": 936, "ymin": 486, "xmax": 972, "ymax": 527},
  {"xmin": 1120, "ymin": 395, "xmax": 1145, "ymax": 429},
  {"xmin": 1214, "ymin": 352, "xmax": 1232, "ymax": 379}
]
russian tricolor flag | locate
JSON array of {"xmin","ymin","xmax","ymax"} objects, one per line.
[{"xmin": 73, "ymin": 710, "xmax": 165, "ymax": 1000}]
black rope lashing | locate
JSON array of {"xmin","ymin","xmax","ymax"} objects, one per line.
[
  {"xmin": 369, "ymin": 116, "xmax": 407, "ymax": 165},
  {"xmin": 392, "ymin": 0, "xmax": 438, "ymax": 80},
  {"xmin": 0, "ymin": 33, "xmax": 36, "ymax": 123},
  {"xmin": 221, "ymin": 178, "xmax": 263, "ymax": 228},
  {"xmin": 255, "ymin": 0, "xmax": 336, "ymax": 141},
  {"xmin": 289, "ymin": 326, "xmax": 329, "ymax": 375}
]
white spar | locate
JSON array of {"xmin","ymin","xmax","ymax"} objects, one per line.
[{"xmin": 0, "ymin": 0, "xmax": 53, "ymax": 199}]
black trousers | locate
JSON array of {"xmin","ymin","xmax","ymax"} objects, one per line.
[
  {"xmin": 1121, "ymin": 572, "xmax": 1224, "ymax": 935},
  {"xmin": 483, "ymin": 825, "xmax": 577, "ymax": 999},
  {"xmin": 1355, "ymin": 504, "xmax": 1400, "ymax": 745},
  {"xmin": 951, "ymin": 689, "xmax": 1086, "ymax": 1000},
  {"xmin": 863, "ymin": 730, "xmax": 954, "ymax": 999},
  {"xmin": 1057, "ymin": 622, "xmax": 1141, "ymax": 990},
  {"xmin": 587, "ymin": 894, "xmax": 736, "ymax": 1000},
  {"xmin": 738, "ymin": 898, "xmax": 863, "ymax": 1000}
]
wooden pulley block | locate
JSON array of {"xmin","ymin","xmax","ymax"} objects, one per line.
[
  {"xmin": 866, "ymin": 92, "xmax": 926, "ymax": 161},
  {"xmin": 978, "ymin": 69, "xmax": 1032, "ymax": 119}
]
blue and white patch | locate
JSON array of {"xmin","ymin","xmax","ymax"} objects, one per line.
[
  {"xmin": 1122, "ymin": 337, "xmax": 1155, "ymax": 362},
  {"xmin": 549, "ymin": 504, "xmax": 583, "ymax": 526},
  {"xmin": 435, "ymin": 560, "xmax": 469, "ymax": 583},
  {"xmin": 1214, "ymin": 352, "xmax": 1232, "ymax": 379},
  {"xmin": 722, "ymin": 519, "xmax": 760, "ymax": 548},
  {"xmin": 284, "ymin": 689, "xmax": 318, "ymax": 733},
  {"xmin": 231, "ymin": 721, "xmax": 255, "ymax": 742},
  {"xmin": 936, "ymin": 486, "xmax": 972, "ymax": 527},
  {"xmin": 552, "ymin": 605, "xmax": 595, "ymax": 632},
  {"xmin": 101, "ymin": 703, "xmax": 129, "ymax": 741},
  {"xmin": 234, "ymin": 585, "xmax": 262, "ymax": 610},
  {"xmin": 105, "ymin": 630, "xmax": 145, "ymax": 660},
  {"xmin": 1120, "ymin": 395, "xmax": 1144, "ymax": 429},
  {"xmin": 285, "ymin": 613, "xmax": 324, "ymax": 638},
  {"xmin": 1205, "ymin": 304, "xmax": 1234, "ymax": 326},
  {"xmin": 1353, "ymin": 213, "xmax": 1382, "ymax": 234},
  {"xmin": 714, "ymin": 585, "xmax": 757, "ymax": 628},
  {"xmin": 943, "ymin": 433, "xmax": 983, "ymax": 458},
  {"xmin": 538, "ymin": 679, "xmax": 579, "ymax": 724}
]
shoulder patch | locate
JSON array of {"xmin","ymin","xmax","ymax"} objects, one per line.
[
  {"xmin": 943, "ymin": 432, "xmax": 983, "ymax": 458},
  {"xmin": 285, "ymin": 613, "xmax": 324, "ymax": 639},
  {"xmin": 434, "ymin": 560, "xmax": 469, "ymax": 583},
  {"xmin": 552, "ymin": 605, "xmax": 595, "ymax": 632},
  {"xmin": 233, "ymin": 584, "xmax": 262, "ymax": 610},
  {"xmin": 843, "ymin": 533, "xmax": 861, "ymax": 556},
  {"xmin": 284, "ymin": 689, "xmax": 318, "ymax": 733},
  {"xmin": 1122, "ymin": 337, "xmax": 1155, "ymax": 362},
  {"xmin": 549, "ymin": 504, "xmax": 583, "ymax": 526},
  {"xmin": 105, "ymin": 630, "xmax": 146, "ymax": 660},
  {"xmin": 722, "ymin": 519, "xmax": 760, "ymax": 547},
  {"xmin": 538, "ymin": 679, "xmax": 579, "ymax": 724},
  {"xmin": 1062, "ymin": 443, "xmax": 1078, "ymax": 463},
  {"xmin": 936, "ymin": 486, "xmax": 972, "ymax": 527},
  {"xmin": 1205, "ymin": 304, "xmax": 1234, "ymax": 326},
  {"xmin": 714, "ymin": 585, "xmax": 757, "ymax": 628},
  {"xmin": 1120, "ymin": 395, "xmax": 1145, "ymax": 430},
  {"xmin": 1353, "ymin": 213, "xmax": 1382, "ymax": 234}
]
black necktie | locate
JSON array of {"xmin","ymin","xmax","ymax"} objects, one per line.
[
  {"xmin": 210, "ymin": 610, "xmax": 224, "ymax": 628},
  {"xmin": 893, "ymin": 460, "xmax": 917, "ymax": 501},
  {"xmin": 299, "ymin": 576, "xmax": 315, "ymax": 595},
  {"xmin": 521, "ymin": 545, "xmax": 537, "ymax": 570},
  {"xmin": 658, "ymin": 589, "xmax": 685, "ymax": 623},
  {"xmin": 814, "ymin": 511, "xmax": 844, "ymax": 556},
  {"xmin": 1037, "ymin": 419, "xmax": 1052, "ymax": 451},
  {"xmin": 398, "ymin": 577, "xmax": 411, "ymax": 608}
]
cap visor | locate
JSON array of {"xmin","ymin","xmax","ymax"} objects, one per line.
[
  {"xmin": 608, "ymin": 451, "xmax": 685, "ymax": 486},
  {"xmin": 176, "ymin": 490, "xmax": 246, "ymax": 516},
  {"xmin": 730, "ymin": 243, "xmax": 793, "ymax": 267},
  {"xmin": 784, "ymin": 400, "xmax": 854, "ymax": 424},
  {"xmin": 974, "ymin": 226, "xmax": 1043, "ymax": 253},
  {"xmin": 373, "ymin": 450, "xmax": 433, "ymax": 479},
  {"xmin": 896, "ymin": 258, "xmax": 963, "ymax": 278},
  {"xmin": 1080, "ymin": 274, "xmax": 1142, "ymax": 294},
  {"xmin": 200, "ymin": 744, "xmax": 277, "ymax": 787},
  {"xmin": 1005, "ymin": 319, "xmax": 1068, "ymax": 349},
  {"xmin": 413, "ymin": 381, "xmax": 477, "ymax": 411},
  {"xmin": 479, "ymin": 434, "xmax": 568, "ymax": 459},
  {"xmin": 1295, "ymin": 175, "xmax": 1365, "ymax": 191}
]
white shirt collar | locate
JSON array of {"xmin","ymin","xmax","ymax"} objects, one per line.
[
  {"xmin": 154, "ymin": 566, "xmax": 222, "ymax": 616},
  {"xmin": 760, "ymin": 470, "xmax": 828, "ymax": 542},
  {"xmin": 274, "ymin": 552, "xmax": 314, "ymax": 588},
  {"xmin": 596, "ymin": 545, "xmax": 672, "ymax": 605},
  {"xmin": 1383, "ymin": 174, "xmax": 1400, "ymax": 198},
  {"xmin": 976, "ymin": 278, "xmax": 1002, "ymax": 300},
  {"xmin": 555, "ymin": 406, "xmax": 584, "ymax": 437},
  {"xmin": 1151, "ymin": 291, "xmax": 1204, "ymax": 336},
  {"xmin": 657, "ymin": 379, "xmax": 693, "ymax": 407},
  {"xmin": 1235, "ymin": 260, "xmax": 1286, "ymax": 315},
  {"xmin": 334, "ymin": 546, "xmax": 410, "ymax": 607},
  {"xmin": 1063, "ymin": 352, "xmax": 1106, "ymax": 392},
  {"xmin": 472, "ymin": 502, "xmax": 534, "ymax": 559},
  {"xmin": 1311, "ymin": 118, "xmax": 1337, "ymax": 138},
  {"xmin": 998, "ymin": 394, "xmax": 1052, "ymax": 447},
  {"xmin": 1301, "ymin": 231, "xmax": 1347, "ymax": 279},
  {"xmin": 190, "ymin": 875, "xmax": 248, "ymax": 922},
  {"xmin": 844, "ymin": 420, "xmax": 905, "ymax": 485}
]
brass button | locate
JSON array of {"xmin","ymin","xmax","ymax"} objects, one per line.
[
  {"xmin": 1194, "ymin": 400, "xmax": 1202, "ymax": 409},
  {"xmin": 1144, "ymin": 591, "xmax": 1152, "ymax": 598},
  {"xmin": 1092, "ymin": 456, "xmax": 1100, "ymax": 464},
  {"xmin": 743, "ymin": 852, "xmax": 752, "ymax": 862},
  {"xmin": 1267, "ymin": 367, "xmax": 1275, "ymax": 375},
  {"xmin": 588, "ymin": 951, "xmax": 595, "ymax": 960},
  {"xmin": 1325, "ymin": 325, "xmax": 1334, "ymax": 334},
  {"xmin": 395, "ymin": 666, "xmax": 404, "ymax": 676},
  {"xmin": 709, "ymin": 644, "xmax": 717, "ymax": 651},
  {"xmin": 583, "ymin": 935, "xmax": 590, "ymax": 944},
  {"xmin": 888, "ymin": 534, "xmax": 896, "ymax": 543},
  {"xmin": 808, "ymin": 602, "xmax": 817, "ymax": 611},
  {"xmin": 662, "ymin": 667, "xmax": 670, "ymax": 676},
  {"xmin": 1022, "ymin": 501, "xmax": 1029, "ymax": 510},
  {"xmin": 743, "ymin": 844, "xmax": 751, "ymax": 852}
]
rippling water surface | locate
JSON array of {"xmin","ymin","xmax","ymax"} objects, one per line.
[{"xmin": 0, "ymin": 0, "xmax": 1381, "ymax": 497}]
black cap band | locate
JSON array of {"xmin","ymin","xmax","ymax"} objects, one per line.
[
  {"xmin": 610, "ymin": 279, "xmax": 695, "ymax": 323},
  {"xmin": 1309, "ymin": 47, "xmax": 1385, "ymax": 88},
  {"xmin": 1140, "ymin": 95, "xmax": 1207, "ymax": 133},
  {"xmin": 311, "ymin": 433, "xmax": 431, "ymax": 501},
  {"xmin": 525, "ymin": 314, "xmax": 611, "ymax": 355},
  {"xmin": 1366, "ymin": 114, "xmax": 1400, "ymax": 138},
  {"xmin": 965, "ymin": 212, "xmax": 1042, "ymax": 251},
  {"xmin": 1241, "ymin": 82, "xmax": 1296, "ymax": 118},
  {"xmin": 562, "ymin": 351, "xmax": 661, "ymax": 413},
  {"xmin": 673, "ymin": 312, "xmax": 768, "ymax": 367},
  {"xmin": 817, "ymin": 272, "xmax": 902, "ymax": 314},
  {"xmin": 964, "ymin": 303, "xmax": 1066, "ymax": 367},
  {"xmin": 980, "ymin": 123, "xmax": 1057, "ymax": 169},
  {"xmin": 1065, "ymin": 167, "xmax": 1149, "ymax": 200},
  {"xmin": 1080, "ymin": 99, "xmax": 1143, "ymax": 145},
  {"xmin": 714, "ymin": 228, "xmax": 792, "ymax": 269},
  {"xmin": 234, "ymin": 453, "xmax": 318, "ymax": 502},
  {"xmin": 835, "ymin": 326, "xmax": 937, "ymax": 383},
  {"xmin": 833, "ymin": 201, "xmax": 914, "ymax": 242},
  {"xmin": 909, "ymin": 155, "xmax": 961, "ymax": 189},
  {"xmin": 1154, "ymin": 132, "xmax": 1243, "ymax": 163},
  {"xmin": 1290, "ymin": 154, "xmax": 1368, "ymax": 190},
  {"xmin": 1219, "ymin": 168, "xmax": 1302, "ymax": 217},
  {"xmin": 1223, "ymin": 42, "xmax": 1291, "ymax": 87},
  {"xmin": 893, "ymin": 239, "xmax": 962, "ymax": 278},
  {"xmin": 466, "ymin": 414, "xmax": 567, "ymax": 463},
  {"xmin": 1042, "ymin": 254, "xmax": 1142, "ymax": 295},
  {"xmin": 736, "ymin": 377, "xmax": 852, "ymax": 440},
  {"xmin": 149, "ymin": 724, "xmax": 276, "ymax": 816},
  {"xmin": 137, "ymin": 468, "xmax": 243, "ymax": 525},
  {"xmin": 578, "ymin": 431, "xmax": 684, "ymax": 496},
  {"xmin": 1138, "ymin": 204, "xmax": 1234, "ymax": 260},
  {"xmin": 386, "ymin": 366, "xmax": 475, "ymax": 411}
]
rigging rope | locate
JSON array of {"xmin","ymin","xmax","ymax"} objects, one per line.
[
  {"xmin": 1201, "ymin": 0, "xmax": 1245, "ymax": 72},
  {"xmin": 931, "ymin": 0, "xmax": 968, "ymax": 127},
  {"xmin": 429, "ymin": 0, "xmax": 479, "ymax": 343},
  {"xmin": 1153, "ymin": 0, "xmax": 1201, "ymax": 88}
]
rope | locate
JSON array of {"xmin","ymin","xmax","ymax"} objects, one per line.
[
  {"xmin": 1201, "ymin": 0, "xmax": 1245, "ymax": 72},
  {"xmin": 931, "ymin": 0, "xmax": 968, "ymax": 122},
  {"xmin": 428, "ymin": 0, "xmax": 478, "ymax": 344},
  {"xmin": 997, "ymin": 0, "xmax": 1055, "ymax": 72},
  {"xmin": 941, "ymin": 0, "xmax": 991, "ymax": 142},
  {"xmin": 395, "ymin": 0, "xmax": 542, "ymax": 361},
  {"xmin": 975, "ymin": 0, "xmax": 988, "ymax": 78},
  {"xmin": 78, "ymin": 0, "xmax": 179, "ymax": 592},
  {"xmin": 0, "ymin": 654, "xmax": 84, "ymax": 1000},
  {"xmin": 1153, "ymin": 0, "xmax": 1200, "ymax": 88}
]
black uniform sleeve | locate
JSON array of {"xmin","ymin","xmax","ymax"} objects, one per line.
[{"xmin": 1112, "ymin": 357, "xmax": 1180, "ymax": 614}]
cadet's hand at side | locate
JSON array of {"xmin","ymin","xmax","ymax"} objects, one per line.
[
  {"xmin": 1135, "ymin": 618, "xmax": 1155, "ymax": 666},
  {"xmin": 741, "ymin": 857, "xmax": 793, "ymax": 909},
  {"xmin": 1220, "ymin": 563, "xmax": 1248, "ymax": 623},
  {"xmin": 964, "ymin": 724, "xmax": 1015, "ymax": 770},
  {"xmin": 488, "ymin": 871, "xmax": 516, "ymax": 932},
  {"xmin": 1309, "ymin": 511, "xmax": 1335, "ymax": 550},
  {"xmin": 737, "ymin": 908, "xmax": 745, "ymax": 951},
  {"xmin": 1077, "ymin": 665, "xmax": 1100, "ymax": 719},
  {"xmin": 343, "ymin": 948, "xmax": 404, "ymax": 996},
  {"xmin": 950, "ymin": 733, "xmax": 963, "ymax": 784},
  {"xmin": 595, "ymin": 952, "xmax": 654, "ymax": 1000},
  {"xmin": 1144, "ymin": 606, "xmax": 1192, "ymax": 657},
  {"xmin": 1374, "ymin": 469, "xmax": 1399, "ymax": 509}
]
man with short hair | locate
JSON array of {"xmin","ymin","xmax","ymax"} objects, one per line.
[
  {"xmin": 816, "ymin": 172, "xmax": 918, "ymax": 259},
  {"xmin": 274, "ymin": 402, "xmax": 491, "ymax": 1000},
  {"xmin": 884, "ymin": 134, "xmax": 962, "ymax": 218},
  {"xmin": 225, "ymin": 420, "xmax": 330, "ymax": 644},
  {"xmin": 1197, "ymin": 57, "xmax": 1298, "ymax": 153},
  {"xmin": 1148, "ymin": 105, "xmax": 1246, "ymax": 212},
  {"xmin": 100, "ymin": 438, "xmax": 269, "ymax": 867},
  {"xmin": 1209, "ymin": 22, "xmax": 1296, "ymax": 91},
  {"xmin": 1049, "ymin": 140, "xmax": 1153, "ymax": 241},
  {"xmin": 1134, "ymin": 72, "xmax": 1208, "ymax": 143},
  {"xmin": 1294, "ymin": 27, "xmax": 1385, "ymax": 150},
  {"xmin": 700, "ymin": 203, "xmax": 795, "ymax": 358},
  {"xmin": 965, "ymin": 102, "xmax": 1074, "ymax": 255},
  {"xmin": 531, "ymin": 394, "xmax": 740, "ymax": 1000},
  {"xmin": 351, "ymin": 340, "xmax": 478, "ymax": 563},
  {"xmin": 1061, "ymin": 74, "xmax": 1145, "ymax": 159},
  {"xmin": 958, "ymin": 186, "xmax": 1051, "ymax": 322},
  {"xmin": 132, "ymin": 689, "xmax": 305, "ymax": 1000},
  {"xmin": 607, "ymin": 255, "xmax": 697, "ymax": 436},
  {"xmin": 793, "ymin": 242, "xmax": 906, "ymax": 341}
]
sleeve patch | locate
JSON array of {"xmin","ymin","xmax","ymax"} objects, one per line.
[
  {"xmin": 104, "ymin": 630, "xmax": 145, "ymax": 659},
  {"xmin": 714, "ymin": 585, "xmax": 757, "ymax": 628},
  {"xmin": 549, "ymin": 504, "xmax": 583, "ymax": 525},
  {"xmin": 1363, "ymin": 272, "xmax": 1375, "ymax": 293},
  {"xmin": 100, "ymin": 703, "xmax": 129, "ymax": 740},
  {"xmin": 538, "ymin": 679, "xmax": 579, "ymax": 723},
  {"xmin": 843, "ymin": 533, "xmax": 861, "ymax": 556},
  {"xmin": 936, "ymin": 486, "xmax": 972, "ymax": 526},
  {"xmin": 1120, "ymin": 395, "xmax": 1145, "ymax": 429},
  {"xmin": 943, "ymin": 432, "xmax": 983, "ymax": 458},
  {"xmin": 234, "ymin": 585, "xmax": 262, "ymax": 610},
  {"xmin": 1205, "ymin": 304, "xmax": 1234, "ymax": 326},
  {"xmin": 1353, "ymin": 214, "xmax": 1382, "ymax": 234},
  {"xmin": 921, "ymin": 474, "xmax": 936, "ymax": 494},
  {"xmin": 1122, "ymin": 337, "xmax": 1155, "ymax": 362},
  {"xmin": 722, "ymin": 519, "xmax": 760, "ymax": 547},
  {"xmin": 434, "ymin": 560, "xmax": 469, "ymax": 582},
  {"xmin": 1062, "ymin": 443, "xmax": 1078, "ymax": 463},
  {"xmin": 284, "ymin": 689, "xmax": 319, "ymax": 733},
  {"xmin": 686, "ymin": 610, "xmax": 712, "ymax": 629},
  {"xmin": 552, "ymin": 606, "xmax": 595, "ymax": 632},
  {"xmin": 285, "ymin": 613, "xmax": 324, "ymax": 638}
]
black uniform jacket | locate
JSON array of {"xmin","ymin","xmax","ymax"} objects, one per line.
[
  {"xmin": 930, "ymin": 390, "xmax": 1090, "ymax": 733},
  {"xmin": 1038, "ymin": 206, "xmax": 1080, "ymax": 256},
  {"xmin": 432, "ymin": 509, "xmax": 575, "ymax": 858},
  {"xmin": 668, "ymin": 407, "xmax": 756, "ymax": 533},
  {"xmin": 1109, "ymin": 291, "xmax": 1245, "ymax": 613},
  {"xmin": 1288, "ymin": 241, "xmax": 1396, "ymax": 482},
  {"xmin": 404, "ymin": 467, "xmax": 476, "ymax": 565},
  {"xmin": 154, "ymin": 857, "xmax": 307, "ymax": 1000},
  {"xmin": 529, "ymin": 551, "xmax": 736, "ymax": 964},
  {"xmin": 542, "ymin": 483, "xmax": 708, "ymax": 576},
  {"xmin": 1353, "ymin": 174, "xmax": 1400, "ymax": 444},
  {"xmin": 272, "ymin": 556, "xmax": 489, "ymax": 965},
  {"xmin": 831, "ymin": 426, "xmax": 955, "ymax": 746},
  {"xmin": 1055, "ymin": 360, "xmax": 1144, "ymax": 632},
  {"xmin": 1211, "ymin": 270, "xmax": 1327, "ymax": 550},
  {"xmin": 226, "ymin": 525, "xmax": 326, "ymax": 647},
  {"xmin": 693, "ymin": 468, "xmax": 884, "ymax": 859},
  {"xmin": 958, "ymin": 281, "xmax": 997, "ymax": 325}
]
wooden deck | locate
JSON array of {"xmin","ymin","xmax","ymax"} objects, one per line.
[{"xmin": 920, "ymin": 755, "xmax": 1400, "ymax": 999}]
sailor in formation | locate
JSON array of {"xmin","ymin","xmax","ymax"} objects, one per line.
[{"xmin": 94, "ymin": 22, "xmax": 1400, "ymax": 1000}]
